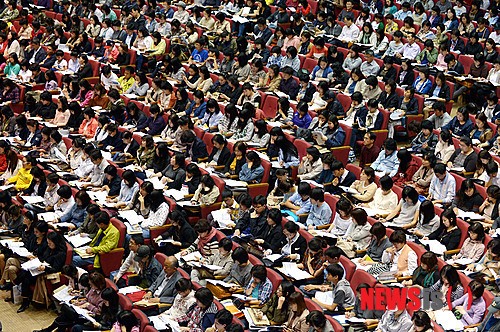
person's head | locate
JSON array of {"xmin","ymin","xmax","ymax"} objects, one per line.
[
  {"xmin": 389, "ymin": 229, "xmax": 407, "ymax": 250},
  {"xmin": 289, "ymin": 292, "xmax": 307, "ymax": 315},
  {"xmin": 412, "ymin": 311, "xmax": 433, "ymax": 332},
  {"xmin": 309, "ymin": 188, "xmax": 325, "ymax": 207},
  {"xmin": 326, "ymin": 264, "xmax": 344, "ymax": 285},
  {"xmin": 250, "ymin": 265, "xmax": 267, "ymax": 284},
  {"xmin": 468, "ymin": 222, "xmax": 485, "ymax": 242},
  {"xmin": 402, "ymin": 186, "xmax": 419, "ymax": 205},
  {"xmin": 351, "ymin": 208, "xmax": 368, "ymax": 226},
  {"xmin": 162, "ymin": 256, "xmax": 179, "ymax": 277},
  {"xmin": 433, "ymin": 163, "xmax": 447, "ymax": 181},
  {"xmin": 283, "ymin": 221, "xmax": 300, "ymax": 241},
  {"xmin": 94, "ymin": 211, "xmax": 111, "ymax": 231},
  {"xmin": 379, "ymin": 175, "xmax": 394, "ymax": 193},
  {"xmin": 88, "ymin": 271, "xmax": 106, "ymax": 291},
  {"xmin": 441, "ymin": 208, "xmax": 457, "ymax": 230},
  {"xmin": 469, "ymin": 280, "xmax": 485, "ymax": 300}
]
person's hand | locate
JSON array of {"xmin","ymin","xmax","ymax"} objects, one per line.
[
  {"xmin": 254, "ymin": 239, "xmax": 264, "ymax": 244},
  {"xmin": 465, "ymin": 264, "xmax": 475, "ymax": 272},
  {"xmin": 303, "ymin": 285, "xmax": 316, "ymax": 291},
  {"xmin": 86, "ymin": 247, "xmax": 93, "ymax": 254},
  {"xmin": 332, "ymin": 177, "xmax": 339, "ymax": 186},
  {"xmin": 394, "ymin": 271, "xmax": 403, "ymax": 278},
  {"xmin": 455, "ymin": 306, "xmax": 466, "ymax": 315},
  {"xmin": 38, "ymin": 265, "xmax": 46, "ymax": 271},
  {"xmin": 180, "ymin": 250, "xmax": 188, "ymax": 256},
  {"xmin": 345, "ymin": 311, "xmax": 356, "ymax": 318},
  {"xmin": 297, "ymin": 263, "xmax": 304, "ymax": 269},
  {"xmin": 172, "ymin": 241, "xmax": 182, "ymax": 246},
  {"xmin": 288, "ymin": 254, "xmax": 298, "ymax": 260},
  {"xmin": 154, "ymin": 236, "xmax": 162, "ymax": 243},
  {"xmin": 143, "ymin": 291, "xmax": 152, "ymax": 300},
  {"xmin": 234, "ymin": 229, "xmax": 241, "ymax": 237},
  {"xmin": 149, "ymin": 297, "xmax": 160, "ymax": 303},
  {"xmin": 277, "ymin": 296, "xmax": 286, "ymax": 307}
]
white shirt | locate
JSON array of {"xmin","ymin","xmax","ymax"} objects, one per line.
[
  {"xmin": 338, "ymin": 24, "xmax": 360, "ymax": 42},
  {"xmin": 381, "ymin": 246, "xmax": 418, "ymax": 276},
  {"xmin": 401, "ymin": 42, "xmax": 421, "ymax": 60}
]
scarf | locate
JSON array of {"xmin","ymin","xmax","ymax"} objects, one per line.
[{"xmin": 197, "ymin": 227, "xmax": 218, "ymax": 255}]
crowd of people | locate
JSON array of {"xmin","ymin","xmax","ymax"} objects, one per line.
[{"xmin": 0, "ymin": 0, "xmax": 499, "ymax": 331}]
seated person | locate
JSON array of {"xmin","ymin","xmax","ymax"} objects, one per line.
[
  {"xmin": 244, "ymin": 265, "xmax": 273, "ymax": 306},
  {"xmin": 190, "ymin": 238, "xmax": 234, "ymax": 286},
  {"xmin": 336, "ymin": 208, "xmax": 372, "ymax": 258},
  {"xmin": 179, "ymin": 287, "xmax": 218, "ymax": 331},
  {"xmin": 280, "ymin": 182, "xmax": 312, "ymax": 221},
  {"xmin": 402, "ymin": 251, "xmax": 440, "ymax": 288},
  {"xmin": 142, "ymin": 256, "xmax": 182, "ymax": 311},
  {"xmin": 111, "ymin": 235, "xmax": 144, "ymax": 287},
  {"xmin": 259, "ymin": 280, "xmax": 295, "ymax": 326},
  {"xmin": 359, "ymin": 222, "xmax": 393, "ymax": 265},
  {"xmin": 451, "ymin": 222, "xmax": 486, "ymax": 263},
  {"xmin": 404, "ymin": 200, "xmax": 440, "ymax": 237},
  {"xmin": 424, "ymin": 208, "xmax": 462, "ymax": 251},
  {"xmin": 155, "ymin": 210, "xmax": 197, "ymax": 256},
  {"xmin": 311, "ymin": 264, "xmax": 356, "ymax": 314},
  {"xmin": 7, "ymin": 156, "xmax": 35, "ymax": 191},
  {"xmin": 306, "ymin": 188, "xmax": 333, "ymax": 230},
  {"xmin": 451, "ymin": 179, "xmax": 484, "ymax": 214},
  {"xmin": 365, "ymin": 175, "xmax": 399, "ymax": 218},
  {"xmin": 326, "ymin": 198, "xmax": 353, "ymax": 236},
  {"xmin": 325, "ymin": 160, "xmax": 356, "ymax": 196},
  {"xmin": 348, "ymin": 167, "xmax": 378, "ymax": 204},
  {"xmin": 442, "ymin": 106, "xmax": 474, "ymax": 137},
  {"xmin": 296, "ymin": 238, "xmax": 327, "ymax": 285},
  {"xmin": 370, "ymin": 138, "xmax": 400, "ymax": 177},
  {"xmin": 368, "ymin": 229, "xmax": 418, "ymax": 277},
  {"xmin": 478, "ymin": 185, "xmax": 500, "ymax": 224},
  {"xmin": 381, "ymin": 186, "xmax": 420, "ymax": 227},
  {"xmin": 158, "ymin": 278, "xmax": 196, "ymax": 322},
  {"xmin": 224, "ymin": 247, "xmax": 254, "ymax": 288},
  {"xmin": 447, "ymin": 136, "xmax": 478, "ymax": 173},
  {"xmin": 429, "ymin": 265, "xmax": 464, "ymax": 307},
  {"xmin": 428, "ymin": 163, "xmax": 456, "ymax": 206},
  {"xmin": 182, "ymin": 219, "xmax": 219, "ymax": 258},
  {"xmin": 375, "ymin": 306, "xmax": 412, "ymax": 332},
  {"xmin": 234, "ymin": 195, "xmax": 269, "ymax": 239},
  {"xmin": 451, "ymin": 280, "xmax": 486, "ymax": 325}
]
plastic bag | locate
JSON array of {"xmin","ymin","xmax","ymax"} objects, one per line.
[{"xmin": 12, "ymin": 284, "xmax": 22, "ymax": 305}]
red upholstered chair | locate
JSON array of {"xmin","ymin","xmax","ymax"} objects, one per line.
[
  {"xmin": 346, "ymin": 164, "xmax": 362, "ymax": 179},
  {"xmin": 111, "ymin": 218, "xmax": 126, "ymax": 247},
  {"xmin": 266, "ymin": 267, "xmax": 283, "ymax": 292},
  {"xmin": 294, "ymin": 139, "xmax": 312, "ymax": 159},
  {"xmin": 202, "ymin": 132, "xmax": 215, "ymax": 155},
  {"xmin": 248, "ymin": 183, "xmax": 269, "ymax": 198},
  {"xmin": 178, "ymin": 267, "xmax": 190, "ymax": 279},
  {"xmin": 407, "ymin": 242, "xmax": 427, "ymax": 264},
  {"xmin": 193, "ymin": 126, "xmax": 205, "ymax": 139},
  {"xmin": 100, "ymin": 248, "xmax": 125, "ymax": 277},
  {"xmin": 305, "ymin": 298, "xmax": 323, "ymax": 311},
  {"xmin": 299, "ymin": 229, "xmax": 314, "ymax": 243},
  {"xmin": 339, "ymin": 122, "xmax": 352, "ymax": 146},
  {"xmin": 262, "ymin": 94, "xmax": 279, "ymax": 119},
  {"xmin": 105, "ymin": 278, "xmax": 118, "ymax": 291},
  {"xmin": 326, "ymin": 314, "xmax": 345, "ymax": 332},
  {"xmin": 340, "ymin": 255, "xmax": 356, "ymax": 281},
  {"xmin": 143, "ymin": 325, "xmax": 159, "ymax": 332},
  {"xmin": 302, "ymin": 58, "xmax": 318, "ymax": 73},
  {"xmin": 248, "ymin": 254, "xmax": 263, "ymax": 266},
  {"xmin": 118, "ymin": 293, "xmax": 134, "ymax": 311},
  {"xmin": 132, "ymin": 308, "xmax": 151, "ymax": 331},
  {"xmin": 350, "ymin": 270, "xmax": 377, "ymax": 291},
  {"xmin": 154, "ymin": 252, "xmax": 168, "ymax": 266}
]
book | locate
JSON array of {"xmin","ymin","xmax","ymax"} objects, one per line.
[
  {"xmin": 53, "ymin": 285, "xmax": 76, "ymax": 303},
  {"xmin": 277, "ymin": 262, "xmax": 313, "ymax": 280},
  {"xmin": 74, "ymin": 246, "xmax": 95, "ymax": 259},
  {"xmin": 419, "ymin": 239, "xmax": 448, "ymax": 255},
  {"xmin": 20, "ymin": 196, "xmax": 45, "ymax": 204},
  {"xmin": 314, "ymin": 291, "xmax": 334, "ymax": 305},
  {"xmin": 38, "ymin": 212, "xmax": 58, "ymax": 222}
]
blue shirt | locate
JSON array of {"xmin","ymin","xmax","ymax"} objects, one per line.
[
  {"xmin": 306, "ymin": 202, "xmax": 332, "ymax": 227},
  {"xmin": 288, "ymin": 192, "xmax": 312, "ymax": 215},
  {"xmin": 371, "ymin": 150, "xmax": 400, "ymax": 177},
  {"xmin": 191, "ymin": 49, "xmax": 208, "ymax": 63}
]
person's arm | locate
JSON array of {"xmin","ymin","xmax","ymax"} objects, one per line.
[{"xmin": 91, "ymin": 228, "xmax": 119, "ymax": 254}]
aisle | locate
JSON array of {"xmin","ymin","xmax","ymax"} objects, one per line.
[{"xmin": 0, "ymin": 290, "xmax": 56, "ymax": 332}]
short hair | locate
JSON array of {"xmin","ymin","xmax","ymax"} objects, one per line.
[
  {"xmin": 326, "ymin": 264, "xmax": 344, "ymax": 278},
  {"xmin": 284, "ymin": 221, "xmax": 299, "ymax": 234},
  {"xmin": 325, "ymin": 246, "xmax": 343, "ymax": 259},
  {"xmin": 251, "ymin": 265, "xmax": 267, "ymax": 281},
  {"xmin": 194, "ymin": 219, "xmax": 212, "ymax": 234},
  {"xmin": 310, "ymin": 188, "xmax": 325, "ymax": 202},
  {"xmin": 218, "ymin": 237, "xmax": 233, "ymax": 251},
  {"xmin": 351, "ymin": 208, "xmax": 368, "ymax": 226},
  {"xmin": 390, "ymin": 229, "xmax": 406, "ymax": 244},
  {"xmin": 379, "ymin": 175, "xmax": 393, "ymax": 191},
  {"xmin": 370, "ymin": 222, "xmax": 387, "ymax": 241},
  {"xmin": 56, "ymin": 185, "xmax": 72, "ymax": 199},
  {"xmin": 231, "ymin": 247, "xmax": 249, "ymax": 264},
  {"xmin": 94, "ymin": 211, "xmax": 110, "ymax": 225},
  {"xmin": 215, "ymin": 309, "xmax": 233, "ymax": 326},
  {"xmin": 433, "ymin": 163, "xmax": 447, "ymax": 175},
  {"xmin": 194, "ymin": 287, "xmax": 214, "ymax": 308}
]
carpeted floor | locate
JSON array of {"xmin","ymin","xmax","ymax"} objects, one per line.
[{"xmin": 0, "ymin": 290, "xmax": 56, "ymax": 332}]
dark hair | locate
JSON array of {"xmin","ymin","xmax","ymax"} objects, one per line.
[
  {"xmin": 351, "ymin": 208, "xmax": 368, "ymax": 226},
  {"xmin": 116, "ymin": 310, "xmax": 139, "ymax": 332},
  {"xmin": 412, "ymin": 311, "xmax": 432, "ymax": 330},
  {"xmin": 468, "ymin": 222, "xmax": 485, "ymax": 242},
  {"xmin": 370, "ymin": 222, "xmax": 387, "ymax": 241},
  {"xmin": 379, "ymin": 175, "xmax": 393, "ymax": 191},
  {"xmin": 175, "ymin": 278, "xmax": 193, "ymax": 292},
  {"xmin": 390, "ymin": 229, "xmax": 406, "ymax": 244}
]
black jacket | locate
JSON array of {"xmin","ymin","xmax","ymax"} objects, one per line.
[
  {"xmin": 428, "ymin": 83, "xmax": 451, "ymax": 102},
  {"xmin": 261, "ymin": 224, "xmax": 285, "ymax": 254},
  {"xmin": 23, "ymin": 180, "xmax": 47, "ymax": 197},
  {"xmin": 100, "ymin": 132, "xmax": 124, "ymax": 152},
  {"xmin": 236, "ymin": 209, "xmax": 269, "ymax": 239},
  {"xmin": 377, "ymin": 91, "xmax": 400, "ymax": 110},
  {"xmin": 299, "ymin": 83, "xmax": 317, "ymax": 103},
  {"xmin": 104, "ymin": 175, "xmax": 122, "ymax": 197},
  {"xmin": 186, "ymin": 138, "xmax": 208, "ymax": 163},
  {"xmin": 161, "ymin": 222, "xmax": 197, "ymax": 249},
  {"xmin": 279, "ymin": 233, "xmax": 307, "ymax": 259},
  {"xmin": 378, "ymin": 66, "xmax": 397, "ymax": 83},
  {"xmin": 40, "ymin": 54, "xmax": 57, "ymax": 69},
  {"xmin": 31, "ymin": 101, "xmax": 57, "ymax": 119},
  {"xmin": 428, "ymin": 226, "xmax": 462, "ymax": 251},
  {"xmin": 326, "ymin": 170, "xmax": 357, "ymax": 195},
  {"xmin": 396, "ymin": 69, "xmax": 415, "ymax": 87},
  {"xmin": 26, "ymin": 47, "xmax": 47, "ymax": 64},
  {"xmin": 208, "ymin": 146, "xmax": 231, "ymax": 167},
  {"xmin": 124, "ymin": 140, "xmax": 140, "ymax": 158},
  {"xmin": 77, "ymin": 62, "xmax": 94, "ymax": 80}
]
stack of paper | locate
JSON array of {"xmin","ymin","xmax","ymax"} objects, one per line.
[
  {"xmin": 149, "ymin": 315, "xmax": 181, "ymax": 331},
  {"xmin": 420, "ymin": 239, "xmax": 448, "ymax": 255},
  {"xmin": 74, "ymin": 246, "xmax": 95, "ymax": 259},
  {"xmin": 211, "ymin": 209, "xmax": 233, "ymax": 228},
  {"xmin": 174, "ymin": 251, "xmax": 202, "ymax": 262},
  {"xmin": 278, "ymin": 262, "xmax": 313, "ymax": 280},
  {"xmin": 207, "ymin": 279, "xmax": 240, "ymax": 289},
  {"xmin": 21, "ymin": 258, "xmax": 49, "ymax": 276},
  {"xmin": 433, "ymin": 310, "xmax": 464, "ymax": 331},
  {"xmin": 163, "ymin": 189, "xmax": 185, "ymax": 201},
  {"xmin": 224, "ymin": 179, "xmax": 248, "ymax": 188},
  {"xmin": 53, "ymin": 285, "xmax": 76, "ymax": 303},
  {"xmin": 65, "ymin": 234, "xmax": 92, "ymax": 248}
]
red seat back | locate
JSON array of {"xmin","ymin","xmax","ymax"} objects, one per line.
[
  {"xmin": 110, "ymin": 218, "xmax": 126, "ymax": 247},
  {"xmin": 340, "ymin": 255, "xmax": 356, "ymax": 281},
  {"xmin": 132, "ymin": 308, "xmax": 151, "ymax": 331},
  {"xmin": 266, "ymin": 267, "xmax": 283, "ymax": 292}
]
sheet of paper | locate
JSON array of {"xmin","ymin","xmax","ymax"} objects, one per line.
[
  {"xmin": 125, "ymin": 222, "xmax": 143, "ymax": 234},
  {"xmin": 302, "ymin": 180, "xmax": 324, "ymax": 188},
  {"xmin": 211, "ymin": 209, "xmax": 233, "ymax": 228},
  {"xmin": 224, "ymin": 179, "xmax": 248, "ymax": 188},
  {"xmin": 65, "ymin": 234, "xmax": 92, "ymax": 248},
  {"xmin": 175, "ymin": 251, "xmax": 202, "ymax": 262},
  {"xmin": 118, "ymin": 286, "xmax": 143, "ymax": 295},
  {"xmin": 20, "ymin": 196, "xmax": 45, "ymax": 204},
  {"xmin": 314, "ymin": 291, "xmax": 334, "ymax": 305},
  {"xmin": 163, "ymin": 189, "xmax": 185, "ymax": 201},
  {"xmin": 53, "ymin": 285, "xmax": 76, "ymax": 303},
  {"xmin": 177, "ymin": 201, "xmax": 200, "ymax": 208},
  {"xmin": 433, "ymin": 309, "xmax": 464, "ymax": 331},
  {"xmin": 456, "ymin": 209, "xmax": 485, "ymax": 221},
  {"xmin": 339, "ymin": 186, "xmax": 359, "ymax": 194},
  {"xmin": 206, "ymin": 279, "xmax": 240, "ymax": 288},
  {"xmin": 119, "ymin": 210, "xmax": 145, "ymax": 224},
  {"xmin": 39, "ymin": 212, "xmax": 58, "ymax": 222},
  {"xmin": 150, "ymin": 315, "xmax": 181, "ymax": 331}
]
